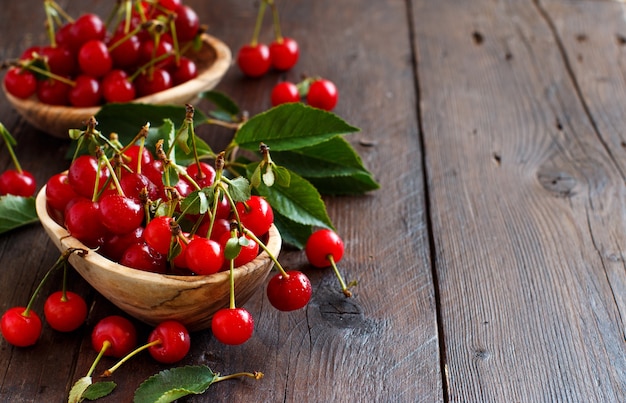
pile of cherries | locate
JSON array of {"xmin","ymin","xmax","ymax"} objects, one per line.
[{"xmin": 3, "ymin": 0, "xmax": 202, "ymax": 107}]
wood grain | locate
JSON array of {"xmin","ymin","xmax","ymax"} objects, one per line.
[{"xmin": 412, "ymin": 0, "xmax": 626, "ymax": 401}]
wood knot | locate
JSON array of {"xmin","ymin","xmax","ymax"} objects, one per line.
[
  {"xmin": 318, "ymin": 289, "xmax": 365, "ymax": 329},
  {"xmin": 537, "ymin": 170, "xmax": 577, "ymax": 197},
  {"xmin": 473, "ymin": 347, "xmax": 491, "ymax": 361}
]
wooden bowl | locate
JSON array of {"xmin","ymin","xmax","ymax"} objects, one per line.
[
  {"xmin": 35, "ymin": 186, "xmax": 280, "ymax": 332},
  {"xmin": 4, "ymin": 33, "xmax": 231, "ymax": 139}
]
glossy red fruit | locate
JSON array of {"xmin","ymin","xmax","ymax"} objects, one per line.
[
  {"xmin": 67, "ymin": 154, "xmax": 109, "ymax": 199},
  {"xmin": 139, "ymin": 36, "xmax": 174, "ymax": 67},
  {"xmin": 135, "ymin": 68, "xmax": 172, "ymax": 97},
  {"xmin": 271, "ymin": 81, "xmax": 300, "ymax": 106},
  {"xmin": 1, "ymin": 307, "xmax": 42, "ymax": 347},
  {"xmin": 235, "ymin": 195, "xmax": 274, "ymax": 237},
  {"xmin": 37, "ymin": 78, "xmax": 71, "ymax": 105},
  {"xmin": 219, "ymin": 232, "xmax": 258, "ymax": 268},
  {"xmin": 108, "ymin": 32, "xmax": 141, "ymax": 69},
  {"xmin": 266, "ymin": 270, "xmax": 312, "ymax": 311},
  {"xmin": 3, "ymin": 67, "xmax": 37, "ymax": 99},
  {"xmin": 64, "ymin": 198, "xmax": 108, "ymax": 247},
  {"xmin": 307, "ymin": 79, "xmax": 338, "ymax": 111},
  {"xmin": 119, "ymin": 172, "xmax": 159, "ymax": 202},
  {"xmin": 78, "ymin": 40, "xmax": 113, "ymax": 77},
  {"xmin": 45, "ymin": 172, "xmax": 79, "ymax": 212},
  {"xmin": 186, "ymin": 161, "xmax": 216, "ymax": 189},
  {"xmin": 91, "ymin": 315, "xmax": 137, "ymax": 358},
  {"xmin": 98, "ymin": 193, "xmax": 144, "ymax": 235},
  {"xmin": 0, "ymin": 169, "xmax": 36, "ymax": 197},
  {"xmin": 69, "ymin": 13, "xmax": 106, "ymax": 51},
  {"xmin": 100, "ymin": 226, "xmax": 144, "ymax": 262},
  {"xmin": 237, "ymin": 43, "xmax": 271, "ymax": 77},
  {"xmin": 102, "ymin": 69, "xmax": 136, "ymax": 103},
  {"xmin": 174, "ymin": 5, "xmax": 200, "ymax": 42},
  {"xmin": 120, "ymin": 241, "xmax": 167, "ymax": 273},
  {"xmin": 269, "ymin": 37, "xmax": 299, "ymax": 71},
  {"xmin": 69, "ymin": 75, "xmax": 102, "ymax": 107},
  {"xmin": 197, "ymin": 217, "xmax": 230, "ymax": 241},
  {"xmin": 122, "ymin": 144, "xmax": 154, "ymax": 170},
  {"xmin": 147, "ymin": 320, "xmax": 191, "ymax": 364},
  {"xmin": 143, "ymin": 216, "xmax": 174, "ymax": 255},
  {"xmin": 211, "ymin": 308, "xmax": 254, "ymax": 345},
  {"xmin": 44, "ymin": 291, "xmax": 88, "ymax": 332},
  {"xmin": 185, "ymin": 237, "xmax": 224, "ymax": 275},
  {"xmin": 305, "ymin": 229, "xmax": 344, "ymax": 268},
  {"xmin": 170, "ymin": 57, "xmax": 197, "ymax": 86},
  {"xmin": 40, "ymin": 45, "xmax": 76, "ymax": 76}
]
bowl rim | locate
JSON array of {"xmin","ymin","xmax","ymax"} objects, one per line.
[
  {"xmin": 3, "ymin": 33, "xmax": 232, "ymax": 136},
  {"xmin": 35, "ymin": 185, "xmax": 281, "ymax": 287}
]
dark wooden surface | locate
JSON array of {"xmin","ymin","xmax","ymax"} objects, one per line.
[{"xmin": 0, "ymin": 0, "xmax": 624, "ymax": 402}]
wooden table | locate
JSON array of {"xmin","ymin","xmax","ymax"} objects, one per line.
[{"xmin": 1, "ymin": 0, "xmax": 625, "ymax": 401}]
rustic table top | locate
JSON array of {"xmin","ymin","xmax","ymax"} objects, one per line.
[{"xmin": 1, "ymin": 0, "xmax": 625, "ymax": 402}]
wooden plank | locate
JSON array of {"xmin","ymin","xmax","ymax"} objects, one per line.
[
  {"xmin": 412, "ymin": 0, "xmax": 626, "ymax": 401},
  {"xmin": 0, "ymin": 0, "xmax": 441, "ymax": 401}
]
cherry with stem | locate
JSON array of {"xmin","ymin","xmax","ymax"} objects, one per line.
[{"xmin": 0, "ymin": 122, "xmax": 37, "ymax": 197}]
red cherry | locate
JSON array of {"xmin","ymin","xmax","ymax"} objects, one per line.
[
  {"xmin": 69, "ymin": 13, "xmax": 106, "ymax": 51},
  {"xmin": 236, "ymin": 43, "xmax": 271, "ymax": 77},
  {"xmin": 143, "ymin": 216, "xmax": 174, "ymax": 255},
  {"xmin": 119, "ymin": 172, "xmax": 159, "ymax": 202},
  {"xmin": 91, "ymin": 315, "xmax": 137, "ymax": 358},
  {"xmin": 43, "ymin": 291, "xmax": 88, "ymax": 332},
  {"xmin": 40, "ymin": 45, "xmax": 77, "ymax": 76},
  {"xmin": 138, "ymin": 35, "xmax": 174, "ymax": 67},
  {"xmin": 119, "ymin": 241, "xmax": 167, "ymax": 273},
  {"xmin": 219, "ymin": 232, "xmax": 259, "ymax": 268},
  {"xmin": 3, "ymin": 67, "xmax": 37, "ymax": 99},
  {"xmin": 266, "ymin": 270, "xmax": 312, "ymax": 311},
  {"xmin": 37, "ymin": 78, "xmax": 71, "ymax": 105},
  {"xmin": 185, "ymin": 237, "xmax": 224, "ymax": 275},
  {"xmin": 102, "ymin": 69, "xmax": 136, "ymax": 103},
  {"xmin": 269, "ymin": 37, "xmax": 299, "ymax": 71},
  {"xmin": 211, "ymin": 308, "xmax": 254, "ymax": 345},
  {"xmin": 108, "ymin": 32, "xmax": 141, "ymax": 70},
  {"xmin": 78, "ymin": 40, "xmax": 113, "ymax": 77},
  {"xmin": 197, "ymin": 217, "xmax": 230, "ymax": 241},
  {"xmin": 122, "ymin": 144, "xmax": 154, "ymax": 170},
  {"xmin": 45, "ymin": 172, "xmax": 79, "ymax": 212},
  {"xmin": 147, "ymin": 320, "xmax": 191, "ymax": 364},
  {"xmin": 186, "ymin": 161, "xmax": 216, "ymax": 188},
  {"xmin": 135, "ymin": 68, "xmax": 172, "ymax": 97},
  {"xmin": 173, "ymin": 5, "xmax": 200, "ymax": 42},
  {"xmin": 0, "ymin": 169, "xmax": 36, "ymax": 197},
  {"xmin": 235, "ymin": 195, "xmax": 274, "ymax": 237},
  {"xmin": 271, "ymin": 81, "xmax": 300, "ymax": 106},
  {"xmin": 307, "ymin": 79, "xmax": 338, "ymax": 111},
  {"xmin": 69, "ymin": 75, "xmax": 102, "ymax": 107},
  {"xmin": 100, "ymin": 226, "xmax": 144, "ymax": 262},
  {"xmin": 305, "ymin": 229, "xmax": 344, "ymax": 268},
  {"xmin": 64, "ymin": 198, "xmax": 108, "ymax": 247},
  {"xmin": 0, "ymin": 307, "xmax": 42, "ymax": 347},
  {"xmin": 159, "ymin": 0, "xmax": 182, "ymax": 11},
  {"xmin": 98, "ymin": 193, "xmax": 144, "ymax": 235},
  {"xmin": 67, "ymin": 154, "xmax": 109, "ymax": 199},
  {"xmin": 170, "ymin": 57, "xmax": 197, "ymax": 86}
]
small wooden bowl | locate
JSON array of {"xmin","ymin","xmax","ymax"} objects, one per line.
[
  {"xmin": 35, "ymin": 187, "xmax": 280, "ymax": 332},
  {"xmin": 4, "ymin": 33, "xmax": 231, "ymax": 139}
]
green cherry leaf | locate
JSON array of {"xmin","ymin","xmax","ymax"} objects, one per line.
[
  {"xmin": 82, "ymin": 381, "xmax": 117, "ymax": 401},
  {"xmin": 68, "ymin": 376, "xmax": 92, "ymax": 403},
  {"xmin": 225, "ymin": 177, "xmax": 251, "ymax": 203},
  {"xmin": 233, "ymin": 103, "xmax": 359, "ymax": 151},
  {"xmin": 224, "ymin": 236, "xmax": 242, "ymax": 260},
  {"xmin": 0, "ymin": 195, "xmax": 38, "ymax": 235},
  {"xmin": 180, "ymin": 189, "xmax": 210, "ymax": 216},
  {"xmin": 133, "ymin": 365, "xmax": 218, "ymax": 403},
  {"xmin": 200, "ymin": 90, "xmax": 240, "ymax": 118},
  {"xmin": 272, "ymin": 211, "xmax": 314, "ymax": 249},
  {"xmin": 272, "ymin": 165, "xmax": 291, "ymax": 187}
]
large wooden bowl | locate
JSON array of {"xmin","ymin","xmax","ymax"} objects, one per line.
[
  {"xmin": 35, "ymin": 187, "xmax": 280, "ymax": 332},
  {"xmin": 4, "ymin": 33, "xmax": 231, "ymax": 139}
]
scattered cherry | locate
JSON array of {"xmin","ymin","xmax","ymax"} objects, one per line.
[
  {"xmin": 307, "ymin": 79, "xmax": 338, "ymax": 111},
  {"xmin": 44, "ymin": 291, "xmax": 88, "ymax": 332},
  {"xmin": 305, "ymin": 229, "xmax": 353, "ymax": 297},
  {"xmin": 147, "ymin": 320, "xmax": 191, "ymax": 364},
  {"xmin": 266, "ymin": 270, "xmax": 312, "ymax": 311},
  {"xmin": 91, "ymin": 315, "xmax": 137, "ymax": 358},
  {"xmin": 237, "ymin": 43, "xmax": 271, "ymax": 78},
  {"xmin": 271, "ymin": 81, "xmax": 300, "ymax": 106},
  {"xmin": 211, "ymin": 307, "xmax": 254, "ymax": 345},
  {"xmin": 269, "ymin": 37, "xmax": 299, "ymax": 71},
  {"xmin": 0, "ymin": 307, "xmax": 42, "ymax": 347},
  {"xmin": 0, "ymin": 169, "xmax": 36, "ymax": 197}
]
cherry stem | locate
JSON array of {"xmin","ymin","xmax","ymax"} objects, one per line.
[
  {"xmin": 87, "ymin": 340, "xmax": 111, "ymax": 378},
  {"xmin": 228, "ymin": 256, "xmax": 236, "ymax": 309},
  {"xmin": 266, "ymin": 0, "xmax": 283, "ymax": 42},
  {"xmin": 327, "ymin": 255, "xmax": 353, "ymax": 297},
  {"xmin": 250, "ymin": 0, "xmax": 268, "ymax": 46},
  {"xmin": 242, "ymin": 227, "xmax": 288, "ymax": 278},
  {"xmin": 0, "ymin": 122, "xmax": 23, "ymax": 173},
  {"xmin": 20, "ymin": 62, "xmax": 76, "ymax": 86},
  {"xmin": 23, "ymin": 248, "xmax": 88, "ymax": 317},
  {"xmin": 215, "ymin": 371, "xmax": 264, "ymax": 383},
  {"xmin": 102, "ymin": 339, "xmax": 161, "ymax": 377}
]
